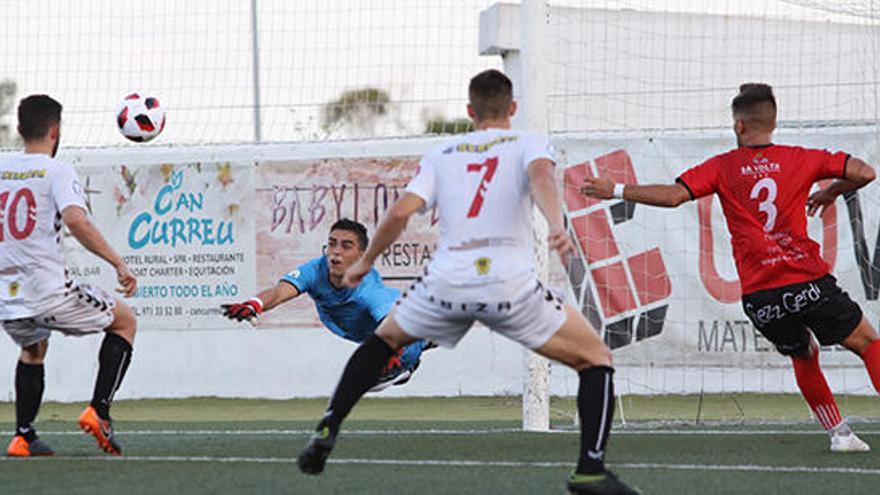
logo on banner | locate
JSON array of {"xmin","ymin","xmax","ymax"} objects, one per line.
[
  {"xmin": 563, "ymin": 150, "xmax": 671, "ymax": 349},
  {"xmin": 128, "ymin": 169, "xmax": 235, "ymax": 249}
]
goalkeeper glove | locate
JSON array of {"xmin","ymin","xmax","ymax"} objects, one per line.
[{"xmin": 221, "ymin": 297, "xmax": 264, "ymax": 322}]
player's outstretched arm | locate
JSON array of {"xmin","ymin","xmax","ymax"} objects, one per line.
[
  {"xmin": 343, "ymin": 192, "xmax": 425, "ymax": 288},
  {"xmin": 221, "ymin": 282, "xmax": 300, "ymax": 323},
  {"xmin": 62, "ymin": 205, "xmax": 136, "ymax": 297},
  {"xmin": 581, "ymin": 176, "xmax": 691, "ymax": 208},
  {"xmin": 527, "ymin": 158, "xmax": 575, "ymax": 259},
  {"xmin": 807, "ymin": 157, "xmax": 876, "ymax": 216}
]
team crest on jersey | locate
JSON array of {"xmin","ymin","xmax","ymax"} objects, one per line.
[
  {"xmin": 474, "ymin": 257, "xmax": 491, "ymax": 276},
  {"xmin": 741, "ymin": 153, "xmax": 780, "ymax": 176},
  {"xmin": 8, "ymin": 281, "xmax": 19, "ymax": 298}
]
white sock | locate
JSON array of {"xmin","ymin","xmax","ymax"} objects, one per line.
[{"xmin": 830, "ymin": 421, "xmax": 852, "ymax": 437}]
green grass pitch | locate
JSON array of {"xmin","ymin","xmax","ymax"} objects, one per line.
[{"xmin": 0, "ymin": 395, "xmax": 878, "ymax": 494}]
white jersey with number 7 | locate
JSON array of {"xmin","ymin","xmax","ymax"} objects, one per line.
[{"xmin": 405, "ymin": 128, "xmax": 555, "ymax": 289}]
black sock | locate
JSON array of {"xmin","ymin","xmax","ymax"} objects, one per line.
[
  {"xmin": 320, "ymin": 336, "xmax": 394, "ymax": 436},
  {"xmin": 15, "ymin": 361, "xmax": 44, "ymax": 442},
  {"xmin": 90, "ymin": 333, "xmax": 133, "ymax": 420},
  {"xmin": 576, "ymin": 366, "xmax": 615, "ymax": 475}
]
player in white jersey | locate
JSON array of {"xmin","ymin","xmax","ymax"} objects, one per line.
[
  {"xmin": 297, "ymin": 70, "xmax": 637, "ymax": 495},
  {"xmin": 3, "ymin": 95, "xmax": 138, "ymax": 457}
]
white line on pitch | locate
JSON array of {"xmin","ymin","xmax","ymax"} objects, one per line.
[
  {"xmin": 615, "ymin": 463, "xmax": 880, "ymax": 476},
  {"xmin": 37, "ymin": 428, "xmax": 523, "ymax": 436},
  {"xmin": 32, "ymin": 428, "xmax": 878, "ymax": 436},
  {"xmin": 2, "ymin": 456, "xmax": 880, "ymax": 475}
]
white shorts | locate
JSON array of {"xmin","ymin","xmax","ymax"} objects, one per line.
[
  {"xmin": 392, "ymin": 276, "xmax": 568, "ymax": 350},
  {"xmin": 2, "ymin": 283, "xmax": 116, "ymax": 348}
]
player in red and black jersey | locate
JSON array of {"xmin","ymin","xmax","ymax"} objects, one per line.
[{"xmin": 582, "ymin": 83, "xmax": 880, "ymax": 452}]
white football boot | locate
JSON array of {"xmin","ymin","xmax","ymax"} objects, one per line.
[{"xmin": 829, "ymin": 422, "xmax": 871, "ymax": 453}]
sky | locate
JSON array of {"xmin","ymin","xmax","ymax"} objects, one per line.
[{"xmin": 0, "ymin": 0, "xmax": 877, "ymax": 147}]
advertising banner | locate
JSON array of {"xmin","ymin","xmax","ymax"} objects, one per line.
[
  {"xmin": 66, "ymin": 161, "xmax": 256, "ymax": 329},
  {"xmin": 60, "ymin": 130, "xmax": 879, "ymax": 378},
  {"xmin": 556, "ymin": 130, "xmax": 880, "ymax": 370},
  {"xmin": 255, "ymin": 157, "xmax": 438, "ymax": 327}
]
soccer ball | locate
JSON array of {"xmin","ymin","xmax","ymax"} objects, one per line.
[{"xmin": 116, "ymin": 93, "xmax": 165, "ymax": 142}]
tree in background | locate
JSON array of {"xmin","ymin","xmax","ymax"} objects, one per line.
[
  {"xmin": 322, "ymin": 87, "xmax": 396, "ymax": 138},
  {"xmin": 321, "ymin": 88, "xmax": 476, "ymax": 139},
  {"xmin": 0, "ymin": 79, "xmax": 19, "ymax": 147}
]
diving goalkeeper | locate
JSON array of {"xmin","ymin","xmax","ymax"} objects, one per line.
[{"xmin": 221, "ymin": 219, "xmax": 430, "ymax": 391}]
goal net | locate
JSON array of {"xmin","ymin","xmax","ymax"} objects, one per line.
[
  {"xmin": 533, "ymin": 0, "xmax": 880, "ymax": 428},
  {"xmin": 0, "ymin": 0, "xmax": 500, "ymax": 148}
]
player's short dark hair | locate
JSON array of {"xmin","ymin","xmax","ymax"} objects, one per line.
[
  {"xmin": 731, "ymin": 83, "xmax": 776, "ymax": 130},
  {"xmin": 18, "ymin": 94, "xmax": 63, "ymax": 141},
  {"xmin": 330, "ymin": 218, "xmax": 369, "ymax": 250},
  {"xmin": 469, "ymin": 69, "xmax": 513, "ymax": 120}
]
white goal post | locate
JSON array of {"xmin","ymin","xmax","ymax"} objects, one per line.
[{"xmin": 480, "ymin": 0, "xmax": 554, "ymax": 432}]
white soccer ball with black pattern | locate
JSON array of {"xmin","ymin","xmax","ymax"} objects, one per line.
[{"xmin": 116, "ymin": 93, "xmax": 165, "ymax": 142}]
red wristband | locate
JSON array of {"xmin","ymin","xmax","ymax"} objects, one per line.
[{"xmin": 246, "ymin": 297, "xmax": 264, "ymax": 313}]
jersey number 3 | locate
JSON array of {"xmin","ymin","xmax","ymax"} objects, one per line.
[
  {"xmin": 0, "ymin": 188, "xmax": 37, "ymax": 241},
  {"xmin": 466, "ymin": 157, "xmax": 498, "ymax": 218},
  {"xmin": 749, "ymin": 178, "xmax": 778, "ymax": 232}
]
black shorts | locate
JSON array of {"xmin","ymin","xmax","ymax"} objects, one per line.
[{"xmin": 741, "ymin": 275, "xmax": 863, "ymax": 356}]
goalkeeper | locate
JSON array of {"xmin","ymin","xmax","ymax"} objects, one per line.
[{"xmin": 222, "ymin": 219, "xmax": 430, "ymax": 391}]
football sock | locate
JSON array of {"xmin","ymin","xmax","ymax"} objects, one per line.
[
  {"xmin": 90, "ymin": 333, "xmax": 133, "ymax": 420},
  {"xmin": 791, "ymin": 351, "xmax": 841, "ymax": 430},
  {"xmin": 860, "ymin": 340, "xmax": 880, "ymax": 394},
  {"xmin": 15, "ymin": 361, "xmax": 44, "ymax": 442},
  {"xmin": 320, "ymin": 335, "xmax": 394, "ymax": 436},
  {"xmin": 575, "ymin": 366, "xmax": 615, "ymax": 475},
  {"xmin": 830, "ymin": 421, "xmax": 853, "ymax": 436}
]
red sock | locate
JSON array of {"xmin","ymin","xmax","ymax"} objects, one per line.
[
  {"xmin": 861, "ymin": 340, "xmax": 880, "ymax": 394},
  {"xmin": 791, "ymin": 351, "xmax": 842, "ymax": 431}
]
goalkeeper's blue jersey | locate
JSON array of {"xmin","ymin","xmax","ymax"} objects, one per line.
[
  {"xmin": 280, "ymin": 256, "xmax": 399, "ymax": 343},
  {"xmin": 281, "ymin": 256, "xmax": 425, "ymax": 372}
]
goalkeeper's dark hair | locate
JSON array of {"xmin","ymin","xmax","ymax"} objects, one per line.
[
  {"xmin": 731, "ymin": 83, "xmax": 776, "ymax": 131},
  {"xmin": 469, "ymin": 69, "xmax": 513, "ymax": 120},
  {"xmin": 331, "ymin": 218, "xmax": 369, "ymax": 250},
  {"xmin": 18, "ymin": 94, "xmax": 62, "ymax": 141}
]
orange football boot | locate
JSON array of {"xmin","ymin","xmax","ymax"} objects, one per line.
[
  {"xmin": 77, "ymin": 406, "xmax": 122, "ymax": 455},
  {"xmin": 6, "ymin": 434, "xmax": 54, "ymax": 457}
]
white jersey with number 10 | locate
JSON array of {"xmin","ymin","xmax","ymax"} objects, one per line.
[
  {"xmin": 406, "ymin": 128, "xmax": 554, "ymax": 291},
  {"xmin": 0, "ymin": 153, "xmax": 85, "ymax": 319}
]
